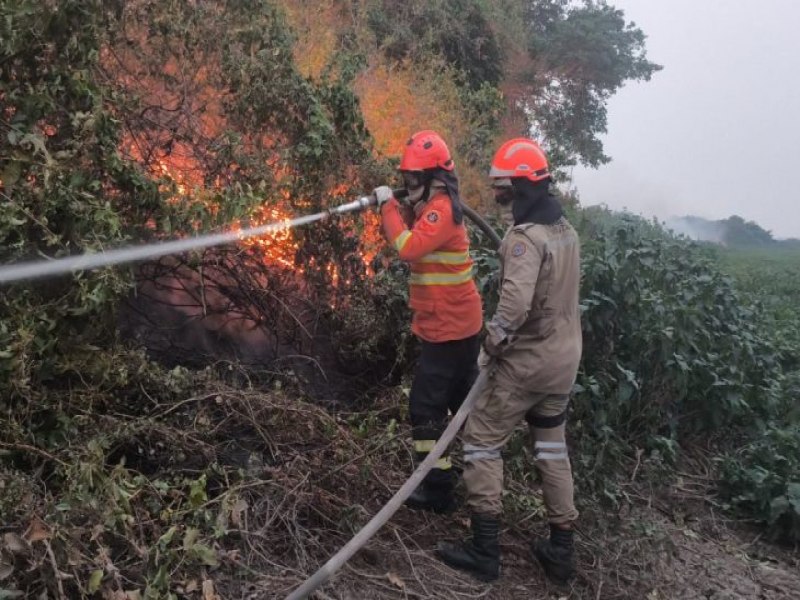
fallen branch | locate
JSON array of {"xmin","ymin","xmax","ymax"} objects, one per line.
[{"xmin": 0, "ymin": 441, "xmax": 69, "ymax": 468}]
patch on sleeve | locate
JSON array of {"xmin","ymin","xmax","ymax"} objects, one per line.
[
  {"xmin": 426, "ymin": 211, "xmax": 440, "ymax": 223},
  {"xmin": 511, "ymin": 241, "xmax": 527, "ymax": 257}
]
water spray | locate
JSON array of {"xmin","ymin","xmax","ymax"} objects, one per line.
[
  {"xmin": 0, "ymin": 193, "xmax": 377, "ymax": 285},
  {"xmin": 0, "ymin": 189, "xmax": 499, "ymax": 285}
]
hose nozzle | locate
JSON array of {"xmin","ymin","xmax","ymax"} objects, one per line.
[
  {"xmin": 327, "ymin": 195, "xmax": 375, "ymax": 217},
  {"xmin": 326, "ymin": 188, "xmax": 409, "ymax": 217}
]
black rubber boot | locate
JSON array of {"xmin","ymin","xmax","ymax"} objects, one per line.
[
  {"xmin": 437, "ymin": 513, "xmax": 500, "ymax": 582},
  {"xmin": 532, "ymin": 524, "xmax": 575, "ymax": 584},
  {"xmin": 404, "ymin": 468, "xmax": 456, "ymax": 514}
]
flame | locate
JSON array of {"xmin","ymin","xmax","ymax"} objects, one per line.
[
  {"xmin": 102, "ymin": 14, "xmax": 386, "ymax": 284},
  {"xmin": 283, "ymin": 0, "xmax": 346, "ymax": 81},
  {"xmin": 358, "ymin": 210, "xmax": 384, "ymax": 268},
  {"xmin": 238, "ymin": 203, "xmax": 299, "ymax": 270}
]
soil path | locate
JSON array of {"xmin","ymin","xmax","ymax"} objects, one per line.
[{"xmin": 313, "ymin": 497, "xmax": 800, "ymax": 599}]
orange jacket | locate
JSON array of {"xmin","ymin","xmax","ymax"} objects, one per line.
[{"xmin": 381, "ymin": 192, "xmax": 483, "ymax": 343}]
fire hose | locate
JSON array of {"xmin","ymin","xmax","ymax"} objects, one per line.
[{"xmin": 328, "ymin": 188, "xmax": 501, "ymax": 247}]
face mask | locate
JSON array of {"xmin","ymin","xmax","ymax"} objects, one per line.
[
  {"xmin": 402, "ymin": 171, "xmax": 424, "ymax": 189},
  {"xmin": 402, "ymin": 171, "xmax": 425, "ymax": 205},
  {"xmin": 402, "ymin": 171, "xmax": 426, "ymax": 205},
  {"xmin": 407, "ymin": 185, "xmax": 426, "ymax": 204},
  {"xmin": 491, "ymin": 179, "xmax": 515, "ymax": 227}
]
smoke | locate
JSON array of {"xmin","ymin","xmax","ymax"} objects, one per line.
[{"xmin": 666, "ymin": 216, "xmax": 726, "ymax": 244}]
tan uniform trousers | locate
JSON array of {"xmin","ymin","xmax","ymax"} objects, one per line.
[{"xmin": 462, "ymin": 381, "xmax": 579, "ymax": 524}]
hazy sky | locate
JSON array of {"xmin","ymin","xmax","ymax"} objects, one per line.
[{"xmin": 571, "ymin": 0, "xmax": 800, "ymax": 239}]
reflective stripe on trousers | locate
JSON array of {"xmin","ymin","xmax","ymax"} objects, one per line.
[
  {"xmin": 461, "ymin": 384, "xmax": 579, "ymax": 523},
  {"xmin": 463, "ymin": 443, "xmax": 502, "ymax": 463},
  {"xmin": 414, "ymin": 439, "xmax": 453, "ymax": 470},
  {"xmin": 533, "ymin": 440, "xmax": 568, "ymax": 461}
]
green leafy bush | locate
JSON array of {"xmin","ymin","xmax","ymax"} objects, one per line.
[
  {"xmin": 573, "ymin": 209, "xmax": 783, "ymax": 443},
  {"xmin": 720, "ymin": 426, "xmax": 800, "ymax": 540},
  {"xmin": 366, "ymin": 0, "xmax": 503, "ymax": 88}
]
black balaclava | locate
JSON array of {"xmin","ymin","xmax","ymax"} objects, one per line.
[
  {"xmin": 411, "ymin": 168, "xmax": 464, "ymax": 224},
  {"xmin": 430, "ymin": 168, "xmax": 464, "ymax": 224},
  {"xmin": 510, "ymin": 177, "xmax": 562, "ymax": 226}
]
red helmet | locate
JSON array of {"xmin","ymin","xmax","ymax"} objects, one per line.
[
  {"xmin": 399, "ymin": 130, "xmax": 454, "ymax": 172},
  {"xmin": 489, "ymin": 138, "xmax": 550, "ymax": 182}
]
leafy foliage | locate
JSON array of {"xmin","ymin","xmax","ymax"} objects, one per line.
[
  {"xmin": 574, "ymin": 209, "xmax": 784, "ymax": 438},
  {"xmin": 0, "ymin": 0, "xmax": 388, "ymax": 401},
  {"xmin": 721, "ymin": 426, "xmax": 800, "ymax": 541},
  {"xmin": 5, "ymin": 2, "xmax": 798, "ymax": 599},
  {"xmin": 719, "ymin": 245, "xmax": 800, "ymax": 365},
  {"xmin": 0, "ymin": 3, "xmax": 392, "ymax": 594},
  {"xmin": 1, "ymin": 0, "xmax": 165, "ymax": 400},
  {"xmin": 518, "ymin": 1, "xmax": 662, "ymax": 167},
  {"xmin": 358, "ymin": 0, "xmax": 660, "ymax": 172},
  {"xmin": 365, "ymin": 0, "xmax": 504, "ymax": 89},
  {"xmin": 712, "ymin": 244, "xmax": 800, "ymax": 538}
]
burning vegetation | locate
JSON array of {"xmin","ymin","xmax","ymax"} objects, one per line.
[
  {"xmin": 3, "ymin": 2, "xmax": 799, "ymax": 600},
  {"xmin": 87, "ymin": 1, "xmax": 401, "ymax": 389}
]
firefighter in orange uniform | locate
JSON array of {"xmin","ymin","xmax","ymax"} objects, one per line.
[{"xmin": 373, "ymin": 130, "xmax": 483, "ymax": 513}]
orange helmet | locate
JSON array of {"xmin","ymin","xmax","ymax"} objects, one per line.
[
  {"xmin": 489, "ymin": 138, "xmax": 550, "ymax": 182},
  {"xmin": 399, "ymin": 130, "xmax": 454, "ymax": 172}
]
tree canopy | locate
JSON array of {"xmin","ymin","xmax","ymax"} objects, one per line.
[{"xmin": 521, "ymin": 1, "xmax": 662, "ymax": 167}]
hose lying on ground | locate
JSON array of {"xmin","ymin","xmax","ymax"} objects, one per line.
[{"xmin": 285, "ymin": 369, "xmax": 491, "ymax": 600}]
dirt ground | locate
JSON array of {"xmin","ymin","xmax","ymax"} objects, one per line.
[{"xmin": 280, "ymin": 491, "xmax": 800, "ymax": 600}]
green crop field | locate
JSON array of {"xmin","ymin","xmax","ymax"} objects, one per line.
[
  {"xmin": 720, "ymin": 246, "xmax": 800, "ymax": 360},
  {"xmin": 713, "ymin": 245, "xmax": 800, "ymax": 540}
]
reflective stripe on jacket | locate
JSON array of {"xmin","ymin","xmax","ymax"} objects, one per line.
[{"xmin": 381, "ymin": 193, "xmax": 483, "ymax": 343}]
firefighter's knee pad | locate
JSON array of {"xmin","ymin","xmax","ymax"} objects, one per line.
[{"xmin": 525, "ymin": 411, "xmax": 567, "ymax": 429}]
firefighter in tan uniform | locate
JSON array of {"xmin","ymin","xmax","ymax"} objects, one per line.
[{"xmin": 438, "ymin": 139, "xmax": 582, "ymax": 584}]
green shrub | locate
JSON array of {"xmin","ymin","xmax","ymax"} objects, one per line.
[
  {"xmin": 720, "ymin": 425, "xmax": 800, "ymax": 541},
  {"xmin": 574, "ymin": 209, "xmax": 783, "ymax": 444}
]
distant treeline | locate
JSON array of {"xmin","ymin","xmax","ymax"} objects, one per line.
[{"xmin": 667, "ymin": 215, "xmax": 800, "ymax": 248}]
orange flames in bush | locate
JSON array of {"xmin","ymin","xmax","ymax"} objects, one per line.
[
  {"xmin": 131, "ymin": 143, "xmax": 384, "ymax": 278},
  {"xmin": 237, "ymin": 203, "xmax": 298, "ymax": 270},
  {"xmin": 104, "ymin": 16, "xmax": 388, "ymax": 280}
]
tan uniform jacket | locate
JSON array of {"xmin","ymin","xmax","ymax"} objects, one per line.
[{"xmin": 486, "ymin": 217, "xmax": 582, "ymax": 394}]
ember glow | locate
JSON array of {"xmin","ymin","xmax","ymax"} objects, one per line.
[
  {"xmin": 103, "ymin": 19, "xmax": 387, "ymax": 281},
  {"xmin": 239, "ymin": 204, "xmax": 299, "ymax": 270}
]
